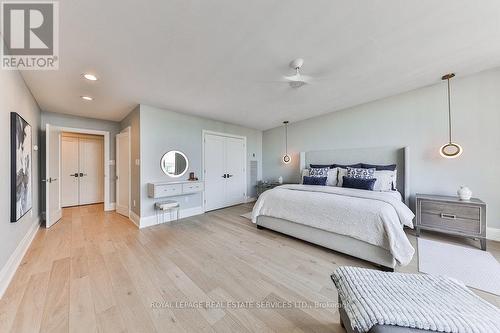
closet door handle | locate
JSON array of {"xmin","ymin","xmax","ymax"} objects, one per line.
[
  {"xmin": 79, "ymin": 173, "xmax": 88, "ymax": 177},
  {"xmin": 227, "ymin": 174, "xmax": 233, "ymax": 178},
  {"xmin": 222, "ymin": 174, "xmax": 227, "ymax": 178},
  {"xmin": 70, "ymin": 173, "xmax": 79, "ymax": 177}
]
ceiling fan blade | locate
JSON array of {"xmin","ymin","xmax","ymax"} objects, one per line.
[{"xmin": 283, "ymin": 74, "xmax": 313, "ymax": 82}]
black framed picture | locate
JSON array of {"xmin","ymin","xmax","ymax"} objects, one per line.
[{"xmin": 11, "ymin": 112, "xmax": 32, "ymax": 222}]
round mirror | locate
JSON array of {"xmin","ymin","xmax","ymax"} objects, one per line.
[{"xmin": 160, "ymin": 150, "xmax": 189, "ymax": 177}]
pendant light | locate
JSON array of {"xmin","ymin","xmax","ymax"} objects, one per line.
[
  {"xmin": 439, "ymin": 73, "xmax": 463, "ymax": 158},
  {"xmin": 282, "ymin": 121, "xmax": 291, "ymax": 164}
]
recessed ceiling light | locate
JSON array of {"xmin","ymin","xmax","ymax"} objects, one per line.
[
  {"xmin": 82, "ymin": 73, "xmax": 98, "ymax": 81},
  {"xmin": 81, "ymin": 96, "xmax": 93, "ymax": 101}
]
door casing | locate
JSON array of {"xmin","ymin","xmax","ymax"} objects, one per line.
[
  {"xmin": 44, "ymin": 125, "xmax": 113, "ymax": 216},
  {"xmin": 202, "ymin": 130, "xmax": 247, "ymax": 212},
  {"xmin": 115, "ymin": 127, "xmax": 131, "ymax": 217}
]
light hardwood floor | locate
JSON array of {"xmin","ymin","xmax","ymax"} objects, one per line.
[{"xmin": 1, "ymin": 203, "xmax": 499, "ymax": 333}]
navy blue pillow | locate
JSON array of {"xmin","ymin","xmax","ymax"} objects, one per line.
[
  {"xmin": 332, "ymin": 163, "xmax": 363, "ymax": 169},
  {"xmin": 342, "ymin": 176, "xmax": 376, "ymax": 191},
  {"xmin": 310, "ymin": 164, "xmax": 333, "ymax": 169},
  {"xmin": 361, "ymin": 163, "xmax": 397, "ymax": 171},
  {"xmin": 303, "ymin": 176, "xmax": 327, "ymax": 186}
]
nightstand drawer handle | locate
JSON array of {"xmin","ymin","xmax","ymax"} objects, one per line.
[{"xmin": 440, "ymin": 213, "xmax": 457, "ymax": 220}]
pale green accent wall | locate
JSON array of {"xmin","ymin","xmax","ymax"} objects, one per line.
[
  {"xmin": 263, "ymin": 68, "xmax": 500, "ymax": 229},
  {"xmin": 139, "ymin": 105, "xmax": 262, "ymax": 219},
  {"xmin": 0, "ymin": 69, "xmax": 41, "ymax": 269}
]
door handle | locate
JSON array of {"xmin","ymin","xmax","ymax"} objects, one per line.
[
  {"xmin": 79, "ymin": 173, "xmax": 88, "ymax": 177},
  {"xmin": 70, "ymin": 173, "xmax": 79, "ymax": 177},
  {"xmin": 227, "ymin": 174, "xmax": 233, "ymax": 178},
  {"xmin": 222, "ymin": 174, "xmax": 227, "ymax": 178}
]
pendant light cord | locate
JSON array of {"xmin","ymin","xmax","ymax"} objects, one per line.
[
  {"xmin": 447, "ymin": 77, "xmax": 452, "ymax": 143},
  {"xmin": 285, "ymin": 122, "xmax": 288, "ymax": 154}
]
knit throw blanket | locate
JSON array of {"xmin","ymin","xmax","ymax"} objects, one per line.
[{"xmin": 331, "ymin": 266, "xmax": 500, "ymax": 333}]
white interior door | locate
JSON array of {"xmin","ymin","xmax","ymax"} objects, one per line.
[
  {"xmin": 204, "ymin": 134, "xmax": 227, "ymax": 211},
  {"xmin": 79, "ymin": 137, "xmax": 104, "ymax": 205},
  {"xmin": 116, "ymin": 131, "xmax": 130, "ymax": 217},
  {"xmin": 45, "ymin": 124, "xmax": 62, "ymax": 228},
  {"xmin": 61, "ymin": 136, "xmax": 79, "ymax": 207},
  {"xmin": 225, "ymin": 137, "xmax": 246, "ymax": 206}
]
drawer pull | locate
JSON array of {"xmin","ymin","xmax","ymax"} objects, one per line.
[{"xmin": 440, "ymin": 213, "xmax": 456, "ymax": 220}]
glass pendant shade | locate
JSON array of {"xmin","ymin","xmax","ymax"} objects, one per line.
[{"xmin": 440, "ymin": 142, "xmax": 463, "ymax": 158}]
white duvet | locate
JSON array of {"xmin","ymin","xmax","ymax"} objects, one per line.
[{"xmin": 252, "ymin": 184, "xmax": 415, "ymax": 265}]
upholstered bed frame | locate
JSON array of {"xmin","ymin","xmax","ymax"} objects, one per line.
[{"xmin": 256, "ymin": 146, "xmax": 410, "ymax": 271}]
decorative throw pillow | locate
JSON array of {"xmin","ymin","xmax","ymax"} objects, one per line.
[
  {"xmin": 310, "ymin": 164, "xmax": 333, "ymax": 168},
  {"xmin": 309, "ymin": 167, "xmax": 329, "ymax": 178},
  {"xmin": 337, "ymin": 168, "xmax": 348, "ymax": 187},
  {"xmin": 373, "ymin": 170, "xmax": 397, "ymax": 191},
  {"xmin": 332, "ymin": 163, "xmax": 363, "ymax": 169},
  {"xmin": 303, "ymin": 176, "xmax": 327, "ymax": 186},
  {"xmin": 342, "ymin": 176, "xmax": 376, "ymax": 191},
  {"xmin": 326, "ymin": 167, "xmax": 339, "ymax": 186},
  {"xmin": 300, "ymin": 168, "xmax": 310, "ymax": 184},
  {"xmin": 361, "ymin": 163, "xmax": 397, "ymax": 171},
  {"xmin": 347, "ymin": 167, "xmax": 375, "ymax": 179}
]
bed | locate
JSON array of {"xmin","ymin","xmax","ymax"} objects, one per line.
[{"xmin": 252, "ymin": 146, "xmax": 414, "ymax": 270}]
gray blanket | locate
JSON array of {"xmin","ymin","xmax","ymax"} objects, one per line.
[{"xmin": 331, "ymin": 266, "xmax": 500, "ymax": 333}]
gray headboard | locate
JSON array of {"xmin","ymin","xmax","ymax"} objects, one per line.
[{"xmin": 299, "ymin": 146, "xmax": 410, "ymax": 204}]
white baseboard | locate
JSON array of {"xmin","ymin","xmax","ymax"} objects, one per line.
[
  {"xmin": 487, "ymin": 227, "xmax": 500, "ymax": 242},
  {"xmin": 104, "ymin": 202, "xmax": 116, "ymax": 211},
  {"xmin": 129, "ymin": 210, "xmax": 140, "ymax": 228},
  {"xmin": 140, "ymin": 206, "xmax": 204, "ymax": 229},
  {"xmin": 245, "ymin": 197, "xmax": 257, "ymax": 203},
  {"xmin": 0, "ymin": 218, "xmax": 40, "ymax": 299}
]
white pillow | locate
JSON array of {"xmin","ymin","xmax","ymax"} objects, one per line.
[
  {"xmin": 337, "ymin": 168, "xmax": 347, "ymax": 187},
  {"xmin": 300, "ymin": 168, "xmax": 310, "ymax": 184},
  {"xmin": 373, "ymin": 170, "xmax": 397, "ymax": 191},
  {"xmin": 326, "ymin": 167, "xmax": 339, "ymax": 186}
]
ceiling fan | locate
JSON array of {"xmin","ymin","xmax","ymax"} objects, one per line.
[{"xmin": 283, "ymin": 58, "xmax": 313, "ymax": 88}]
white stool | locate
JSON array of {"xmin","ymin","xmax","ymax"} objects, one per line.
[{"xmin": 155, "ymin": 200, "xmax": 180, "ymax": 224}]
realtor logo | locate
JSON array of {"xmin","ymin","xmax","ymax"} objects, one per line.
[{"xmin": 1, "ymin": 1, "xmax": 59, "ymax": 70}]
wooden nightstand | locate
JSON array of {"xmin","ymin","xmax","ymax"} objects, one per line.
[{"xmin": 416, "ymin": 194, "xmax": 487, "ymax": 250}]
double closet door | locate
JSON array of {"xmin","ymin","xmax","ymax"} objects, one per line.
[
  {"xmin": 204, "ymin": 133, "xmax": 246, "ymax": 211},
  {"xmin": 61, "ymin": 134, "xmax": 104, "ymax": 207}
]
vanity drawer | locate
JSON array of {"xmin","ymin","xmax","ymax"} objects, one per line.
[
  {"xmin": 182, "ymin": 182, "xmax": 204, "ymax": 194},
  {"xmin": 155, "ymin": 184, "xmax": 182, "ymax": 197}
]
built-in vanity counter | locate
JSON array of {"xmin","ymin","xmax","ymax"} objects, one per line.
[{"xmin": 147, "ymin": 180, "xmax": 204, "ymax": 198}]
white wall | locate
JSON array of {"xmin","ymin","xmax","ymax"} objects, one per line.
[
  {"xmin": 41, "ymin": 111, "xmax": 121, "ymax": 202},
  {"xmin": 0, "ymin": 70, "xmax": 41, "ymax": 277},
  {"xmin": 262, "ymin": 68, "xmax": 500, "ymax": 230},
  {"xmin": 139, "ymin": 105, "xmax": 262, "ymax": 221},
  {"xmin": 120, "ymin": 106, "xmax": 141, "ymax": 216}
]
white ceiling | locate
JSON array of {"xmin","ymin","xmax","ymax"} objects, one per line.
[{"xmin": 21, "ymin": 0, "xmax": 500, "ymax": 130}]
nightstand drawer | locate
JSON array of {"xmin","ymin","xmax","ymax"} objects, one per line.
[
  {"xmin": 420, "ymin": 212, "xmax": 481, "ymax": 234},
  {"xmin": 420, "ymin": 201, "xmax": 480, "ymax": 220}
]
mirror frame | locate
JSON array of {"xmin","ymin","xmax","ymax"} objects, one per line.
[{"xmin": 160, "ymin": 150, "xmax": 189, "ymax": 178}]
